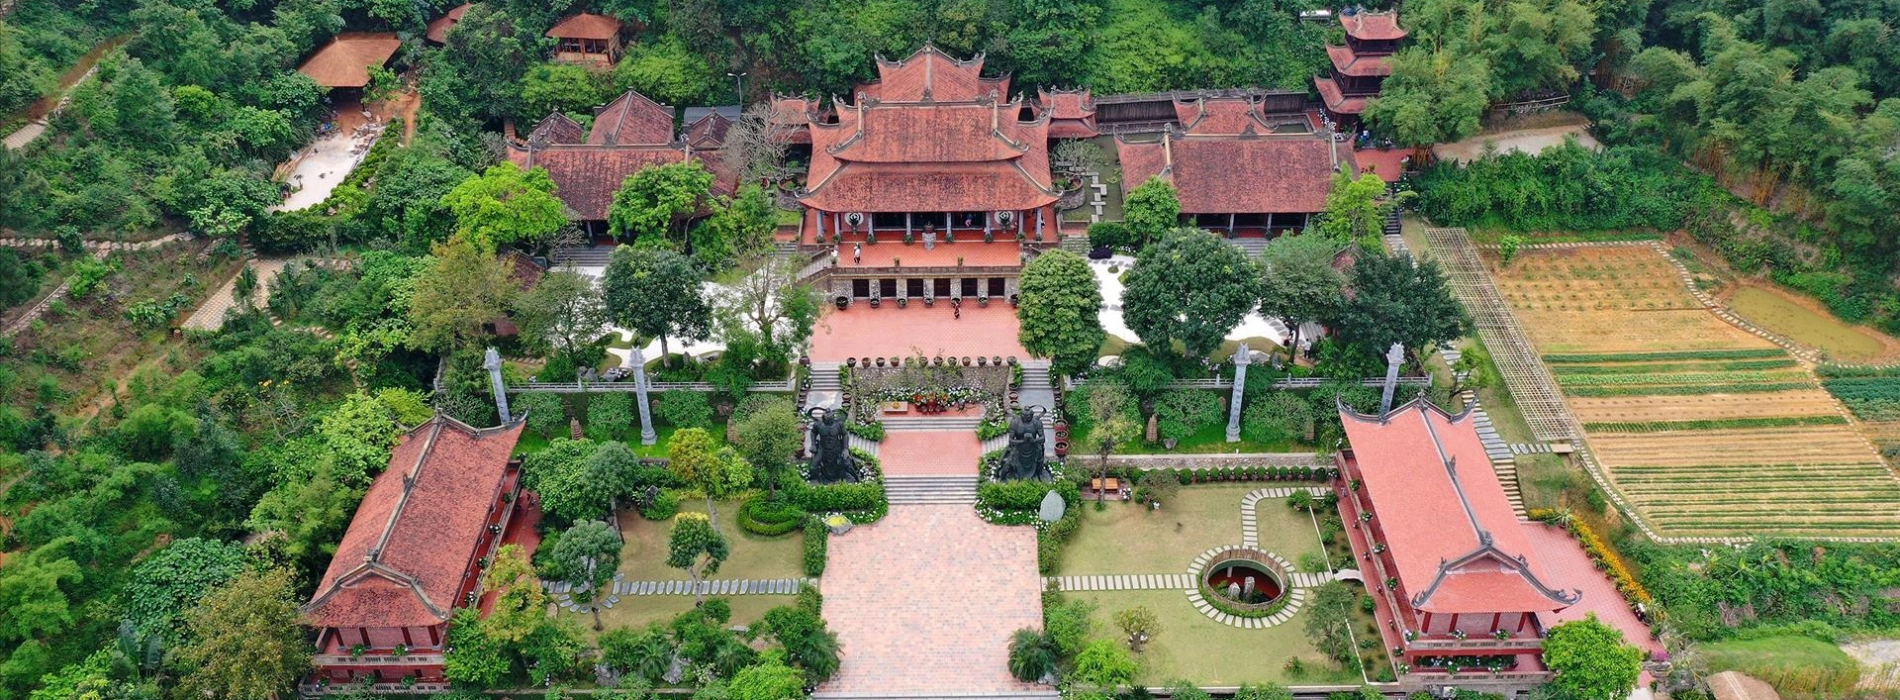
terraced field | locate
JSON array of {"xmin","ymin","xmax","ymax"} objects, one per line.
[{"xmin": 1495, "ymin": 247, "xmax": 1900, "ymax": 539}]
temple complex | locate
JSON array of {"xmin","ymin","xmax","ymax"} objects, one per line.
[
  {"xmin": 304, "ymin": 416, "xmax": 527, "ymax": 689},
  {"xmin": 1116, "ymin": 93, "xmax": 1346, "ymax": 235},
  {"xmin": 1315, "ymin": 9, "xmax": 1405, "ymax": 127},
  {"xmin": 510, "ymin": 90, "xmax": 735, "ymax": 233},
  {"xmin": 1335, "ymin": 398, "xmax": 1583, "ymax": 686}
]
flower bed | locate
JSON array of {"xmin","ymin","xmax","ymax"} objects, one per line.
[{"xmin": 1527, "ymin": 509, "xmax": 1656, "ymax": 618}]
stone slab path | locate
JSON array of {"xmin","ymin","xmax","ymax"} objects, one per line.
[
  {"xmin": 1046, "ymin": 571, "xmax": 1333, "ymax": 592},
  {"xmin": 182, "ymin": 258, "xmax": 288, "ymax": 331},
  {"xmin": 1239, "ymin": 487, "xmax": 1327, "ymax": 549}
]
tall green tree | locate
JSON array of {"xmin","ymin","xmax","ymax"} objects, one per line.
[
  {"xmin": 668, "ymin": 429, "xmax": 753, "ymax": 528},
  {"xmin": 1316, "ymin": 171, "xmax": 1394, "ymax": 243},
  {"xmin": 514, "ymin": 270, "xmax": 611, "ymax": 365},
  {"xmin": 1300, "ymin": 581, "xmax": 1355, "ymax": 666},
  {"xmin": 440, "ymin": 161, "xmax": 568, "ymax": 251},
  {"xmin": 546, "ymin": 520, "xmax": 624, "ymax": 630},
  {"xmin": 609, "ymin": 161, "xmax": 719, "ymax": 243},
  {"xmin": 731, "ymin": 401, "xmax": 803, "ymax": 499},
  {"xmin": 1122, "ymin": 176, "xmax": 1181, "ymax": 248},
  {"xmin": 1544, "ymin": 614, "xmax": 1644, "ymax": 700},
  {"xmin": 422, "ymin": 5, "xmax": 543, "ymax": 122},
  {"xmin": 1363, "ymin": 47, "xmax": 1490, "ymax": 148},
  {"xmin": 1084, "ymin": 384, "xmax": 1140, "ymax": 503},
  {"xmin": 601, "ymin": 246, "xmax": 714, "ymax": 363},
  {"xmin": 713, "ymin": 254, "xmax": 822, "ymax": 371},
  {"xmin": 523, "ymin": 439, "xmax": 641, "ymax": 524},
  {"xmin": 172, "ymin": 568, "xmax": 310, "ymax": 700},
  {"xmin": 1121, "ymin": 229, "xmax": 1262, "ymax": 360},
  {"xmin": 666, "ymin": 512, "xmax": 730, "ymax": 606},
  {"xmin": 0, "ymin": 544, "xmax": 82, "ymax": 644},
  {"xmin": 518, "ymin": 62, "xmax": 616, "ymax": 124},
  {"xmin": 407, "ymin": 237, "xmax": 520, "ymax": 355},
  {"xmin": 1257, "ymin": 233, "xmax": 1344, "ymax": 356},
  {"xmin": 1017, "ymin": 249, "xmax": 1106, "ymax": 378},
  {"xmin": 1331, "ymin": 252, "xmax": 1470, "ymax": 365}
]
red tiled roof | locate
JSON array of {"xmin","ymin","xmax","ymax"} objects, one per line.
[
  {"xmin": 862, "ymin": 45, "xmax": 1008, "ymax": 102},
  {"xmin": 296, "ymin": 33, "xmax": 400, "ymax": 88},
  {"xmin": 686, "ymin": 111, "xmax": 732, "ymax": 149},
  {"xmin": 1175, "ymin": 96, "xmax": 1274, "ymax": 135},
  {"xmin": 1039, "ymin": 89, "xmax": 1094, "ymax": 119},
  {"xmin": 768, "ymin": 96, "xmax": 815, "ymax": 144},
  {"xmin": 1315, "ymin": 77, "xmax": 1370, "ymax": 115},
  {"xmin": 424, "ymin": 3, "xmax": 470, "ymax": 44},
  {"xmin": 1116, "ymin": 133, "xmax": 1339, "ymax": 214},
  {"xmin": 1327, "ymin": 45, "xmax": 1394, "ymax": 77},
  {"xmin": 528, "ymin": 112, "xmax": 586, "ymax": 145},
  {"xmin": 547, "ymin": 13, "xmax": 622, "ymax": 40},
  {"xmin": 510, "ymin": 144, "xmax": 729, "ymax": 221},
  {"xmin": 1340, "ymin": 400, "xmax": 1581, "ymax": 614},
  {"xmin": 801, "ymin": 162, "xmax": 1057, "ymax": 212},
  {"xmin": 824, "ymin": 102, "xmax": 1035, "ymax": 163},
  {"xmin": 590, "ymin": 90, "xmax": 676, "ymax": 146},
  {"xmin": 305, "ymin": 417, "xmax": 525, "ymax": 629},
  {"xmin": 1341, "ymin": 11, "xmax": 1406, "ymax": 40}
]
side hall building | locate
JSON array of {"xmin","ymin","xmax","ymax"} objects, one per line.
[
  {"xmin": 511, "ymin": 90, "xmax": 736, "ymax": 233},
  {"xmin": 303, "ymin": 415, "xmax": 527, "ymax": 691},
  {"xmin": 1116, "ymin": 93, "xmax": 1348, "ymax": 236}
]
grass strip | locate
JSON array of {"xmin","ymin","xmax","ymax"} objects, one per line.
[
  {"xmin": 1543, "ymin": 349, "xmax": 1788, "ymax": 363},
  {"xmin": 1558, "ymin": 370, "xmax": 1805, "ymax": 387},
  {"xmin": 1584, "ymin": 415, "xmax": 1848, "ymax": 432},
  {"xmin": 1551, "ymin": 359, "xmax": 1799, "ymax": 375},
  {"xmin": 1565, "ymin": 382, "xmax": 1815, "ymax": 397}
]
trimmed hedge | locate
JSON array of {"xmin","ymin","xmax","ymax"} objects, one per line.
[
  {"xmin": 979, "ymin": 478, "xmax": 1081, "ymax": 526},
  {"xmin": 737, "ymin": 496, "xmax": 808, "ymax": 537},
  {"xmin": 1565, "ymin": 382, "xmax": 1815, "ymax": 397},
  {"xmin": 802, "ymin": 519, "xmax": 828, "ymax": 577},
  {"xmin": 787, "ymin": 448, "xmax": 887, "ymax": 522},
  {"xmin": 639, "ymin": 490, "xmax": 680, "ymax": 520},
  {"xmin": 1542, "ymin": 349, "xmax": 1787, "ymax": 363},
  {"xmin": 1582, "ymin": 415, "xmax": 1848, "ymax": 433}
]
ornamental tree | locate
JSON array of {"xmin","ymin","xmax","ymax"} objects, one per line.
[
  {"xmin": 1544, "ymin": 614, "xmax": 1644, "ymax": 700},
  {"xmin": 1017, "ymin": 249, "xmax": 1106, "ymax": 378},
  {"xmin": 1256, "ymin": 233, "xmax": 1345, "ymax": 357},
  {"xmin": 547, "ymin": 520, "xmax": 623, "ymax": 630},
  {"xmin": 1316, "ymin": 171, "xmax": 1394, "ymax": 243},
  {"xmin": 609, "ymin": 161, "xmax": 718, "ymax": 243},
  {"xmin": 601, "ymin": 245, "xmax": 713, "ymax": 364},
  {"xmin": 514, "ymin": 270, "xmax": 610, "ymax": 367},
  {"xmin": 728, "ymin": 652, "xmax": 808, "ymax": 700},
  {"xmin": 522, "ymin": 438, "xmax": 631, "ymax": 525},
  {"xmin": 666, "ymin": 512, "xmax": 730, "ymax": 606},
  {"xmin": 173, "ymin": 568, "xmax": 310, "ymax": 700},
  {"xmin": 1331, "ymin": 251, "xmax": 1470, "ymax": 365},
  {"xmin": 1070, "ymin": 639, "xmax": 1138, "ymax": 690},
  {"xmin": 1007, "ymin": 628, "xmax": 1057, "ymax": 682},
  {"xmin": 1122, "ymin": 176, "xmax": 1181, "ymax": 248},
  {"xmin": 482, "ymin": 543, "xmax": 549, "ymax": 644},
  {"xmin": 1121, "ymin": 229, "xmax": 1263, "ymax": 361},
  {"xmin": 731, "ymin": 401, "xmax": 803, "ymax": 499},
  {"xmin": 1301, "ymin": 581, "xmax": 1355, "ymax": 666},
  {"xmin": 407, "ymin": 237, "xmax": 519, "ymax": 355},
  {"xmin": 1113, "ymin": 605, "xmax": 1161, "ymax": 652},
  {"xmin": 439, "ymin": 161, "xmax": 567, "ymax": 250}
]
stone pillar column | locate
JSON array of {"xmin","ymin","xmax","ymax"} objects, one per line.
[
  {"xmin": 631, "ymin": 347, "xmax": 658, "ymax": 445},
  {"xmin": 483, "ymin": 347, "xmax": 511, "ymax": 425},
  {"xmin": 1379, "ymin": 342, "xmax": 1404, "ymax": 416},
  {"xmin": 1226, "ymin": 343, "xmax": 1249, "ymax": 442}
]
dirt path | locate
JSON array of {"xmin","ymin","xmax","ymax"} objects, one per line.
[
  {"xmin": 2, "ymin": 35, "xmax": 129, "ymax": 150},
  {"xmin": 1433, "ymin": 123, "xmax": 1600, "ymax": 164}
]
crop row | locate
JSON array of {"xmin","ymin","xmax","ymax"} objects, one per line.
[
  {"xmin": 1542, "ymin": 349, "xmax": 1788, "ymax": 363},
  {"xmin": 1817, "ymin": 364, "xmax": 1900, "ymax": 378},
  {"xmin": 1836, "ymin": 398, "xmax": 1900, "ymax": 422},
  {"xmin": 1822, "ymin": 377, "xmax": 1900, "ymax": 401},
  {"xmin": 1557, "ymin": 371, "xmax": 1798, "ymax": 387},
  {"xmin": 1564, "ymin": 382, "xmax": 1816, "ymax": 397},
  {"xmin": 1583, "ymin": 415, "xmax": 1847, "ymax": 433},
  {"xmin": 1551, "ymin": 359, "xmax": 1798, "ymax": 375}
]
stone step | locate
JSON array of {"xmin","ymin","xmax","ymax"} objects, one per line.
[{"xmin": 881, "ymin": 416, "xmax": 983, "ymax": 431}]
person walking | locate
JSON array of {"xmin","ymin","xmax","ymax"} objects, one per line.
[
  {"xmin": 952, "ymin": 297, "xmax": 961, "ymax": 320},
  {"xmin": 853, "ymin": 243, "xmax": 862, "ymax": 265}
]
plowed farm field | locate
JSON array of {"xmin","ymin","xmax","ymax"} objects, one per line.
[{"xmin": 1495, "ymin": 247, "xmax": 1900, "ymax": 538}]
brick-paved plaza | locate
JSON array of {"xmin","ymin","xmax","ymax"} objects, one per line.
[
  {"xmin": 809, "ymin": 303, "xmax": 1031, "ymax": 363},
  {"xmin": 818, "ymin": 504, "xmax": 1044, "ymax": 696},
  {"xmin": 876, "ymin": 430, "xmax": 984, "ymax": 476}
]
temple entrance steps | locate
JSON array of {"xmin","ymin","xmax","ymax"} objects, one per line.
[
  {"xmin": 884, "ymin": 475, "xmax": 980, "ymax": 505},
  {"xmin": 551, "ymin": 245, "xmax": 614, "ymax": 268},
  {"xmin": 882, "ymin": 416, "xmax": 983, "ymax": 431},
  {"xmin": 1461, "ymin": 389, "xmax": 1527, "ymax": 518},
  {"xmin": 1225, "ymin": 237, "xmax": 1268, "ymax": 259},
  {"xmin": 813, "ymin": 692, "xmax": 1058, "ymax": 700},
  {"xmin": 1058, "ymin": 234, "xmax": 1092, "ymax": 256},
  {"xmin": 1383, "ymin": 209, "xmax": 1408, "ymax": 257}
]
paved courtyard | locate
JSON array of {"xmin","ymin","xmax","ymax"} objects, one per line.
[
  {"xmin": 819, "ymin": 504, "xmax": 1044, "ymax": 696},
  {"xmin": 809, "ymin": 304, "xmax": 1030, "ymax": 363},
  {"xmin": 877, "ymin": 430, "xmax": 984, "ymax": 476}
]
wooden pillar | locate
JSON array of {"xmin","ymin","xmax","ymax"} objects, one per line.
[
  {"xmin": 1420, "ymin": 612, "xmax": 1431, "ymax": 635},
  {"xmin": 1490, "ymin": 612, "xmax": 1501, "ymax": 632}
]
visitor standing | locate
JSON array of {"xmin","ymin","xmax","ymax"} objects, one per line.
[{"xmin": 853, "ymin": 243, "xmax": 862, "ymax": 265}]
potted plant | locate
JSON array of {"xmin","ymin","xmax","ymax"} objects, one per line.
[
  {"xmin": 1451, "ymin": 629, "xmax": 1468, "ymax": 641},
  {"xmin": 957, "ymin": 256, "xmax": 965, "ymax": 267},
  {"xmin": 892, "ymin": 256, "xmax": 901, "ymax": 267},
  {"xmin": 869, "ymin": 295, "xmax": 881, "ymax": 308},
  {"xmin": 905, "ymin": 229, "xmax": 915, "ymax": 245},
  {"xmin": 978, "ymin": 294, "xmax": 990, "ymax": 307},
  {"xmin": 897, "ymin": 296, "xmax": 908, "ymax": 308},
  {"xmin": 1009, "ymin": 293, "xmax": 1020, "ymax": 307}
]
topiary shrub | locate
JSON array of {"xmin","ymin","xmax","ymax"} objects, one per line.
[
  {"xmin": 738, "ymin": 496, "xmax": 808, "ymax": 537},
  {"xmin": 639, "ymin": 489, "xmax": 679, "ymax": 520},
  {"xmin": 802, "ymin": 519, "xmax": 828, "ymax": 577}
]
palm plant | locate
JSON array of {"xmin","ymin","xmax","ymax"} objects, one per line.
[{"xmin": 1007, "ymin": 628, "xmax": 1057, "ymax": 682}]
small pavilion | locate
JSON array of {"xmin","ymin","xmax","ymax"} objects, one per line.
[
  {"xmin": 546, "ymin": 13, "xmax": 625, "ymax": 65},
  {"xmin": 423, "ymin": 3, "xmax": 470, "ymax": 44},
  {"xmin": 296, "ymin": 32, "xmax": 401, "ymax": 93},
  {"xmin": 1115, "ymin": 93, "xmax": 1345, "ymax": 236}
]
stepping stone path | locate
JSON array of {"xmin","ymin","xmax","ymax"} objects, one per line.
[
  {"xmin": 1509, "ymin": 443, "xmax": 1555, "ymax": 455},
  {"xmin": 1184, "ymin": 545, "xmax": 1311, "ymax": 629},
  {"xmin": 1461, "ymin": 390, "xmax": 1527, "ymax": 518},
  {"xmin": 1239, "ymin": 487, "xmax": 1328, "ymax": 549}
]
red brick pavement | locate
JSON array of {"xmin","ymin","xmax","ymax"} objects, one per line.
[
  {"xmin": 877, "ymin": 431, "xmax": 984, "ymax": 476},
  {"xmin": 819, "ymin": 504, "xmax": 1044, "ymax": 695},
  {"xmin": 809, "ymin": 304, "xmax": 1030, "ymax": 363}
]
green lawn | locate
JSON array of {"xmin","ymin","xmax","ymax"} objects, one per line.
[
  {"xmin": 1058, "ymin": 485, "xmax": 1324, "ymax": 576},
  {"xmin": 614, "ymin": 498, "xmax": 804, "ymax": 583},
  {"xmin": 1070, "ymin": 590, "xmax": 1358, "ymax": 686},
  {"xmin": 1699, "ymin": 636, "xmax": 1860, "ymax": 697},
  {"xmin": 1728, "ymin": 285, "xmax": 1891, "ymax": 362}
]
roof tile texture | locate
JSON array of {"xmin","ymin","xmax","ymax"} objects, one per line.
[
  {"xmin": 1118, "ymin": 135, "xmax": 1338, "ymax": 214},
  {"xmin": 546, "ymin": 13, "xmax": 623, "ymax": 40},
  {"xmin": 296, "ymin": 33, "xmax": 401, "ymax": 88},
  {"xmin": 305, "ymin": 418, "xmax": 525, "ymax": 629},
  {"xmin": 1342, "ymin": 11, "xmax": 1407, "ymax": 40}
]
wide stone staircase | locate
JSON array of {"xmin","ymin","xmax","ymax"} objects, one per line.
[
  {"xmin": 884, "ymin": 475, "xmax": 981, "ymax": 505},
  {"xmin": 1224, "ymin": 237, "xmax": 1268, "ymax": 259},
  {"xmin": 551, "ymin": 245, "xmax": 614, "ymax": 268},
  {"xmin": 1382, "ymin": 207, "xmax": 1407, "ymax": 257},
  {"xmin": 880, "ymin": 415, "xmax": 983, "ymax": 431},
  {"xmin": 815, "ymin": 692, "xmax": 1058, "ymax": 700}
]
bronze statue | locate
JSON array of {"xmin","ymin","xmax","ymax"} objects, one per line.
[
  {"xmin": 805, "ymin": 408, "xmax": 860, "ymax": 484},
  {"xmin": 1000, "ymin": 406, "xmax": 1051, "ymax": 481}
]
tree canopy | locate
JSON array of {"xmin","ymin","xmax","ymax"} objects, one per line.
[
  {"xmin": 1121, "ymin": 229, "xmax": 1262, "ymax": 360},
  {"xmin": 1017, "ymin": 249, "xmax": 1107, "ymax": 378},
  {"xmin": 1331, "ymin": 252, "xmax": 1470, "ymax": 364},
  {"xmin": 1544, "ymin": 614, "xmax": 1645, "ymax": 700},
  {"xmin": 439, "ymin": 161, "xmax": 568, "ymax": 250},
  {"xmin": 602, "ymin": 245, "xmax": 714, "ymax": 361}
]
